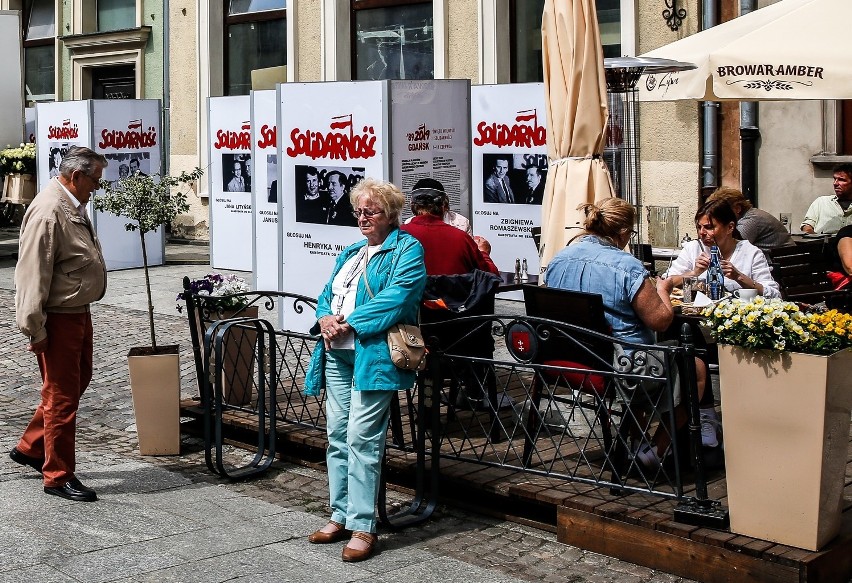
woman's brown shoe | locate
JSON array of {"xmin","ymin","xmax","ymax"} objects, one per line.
[
  {"xmin": 341, "ymin": 531, "xmax": 378, "ymax": 562},
  {"xmin": 308, "ymin": 521, "xmax": 351, "ymax": 544}
]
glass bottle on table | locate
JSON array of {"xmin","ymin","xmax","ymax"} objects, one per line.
[{"xmin": 707, "ymin": 245, "xmax": 724, "ymax": 300}]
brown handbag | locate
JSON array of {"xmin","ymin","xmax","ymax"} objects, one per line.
[
  {"xmin": 362, "ymin": 257, "xmax": 427, "ymax": 371},
  {"xmin": 386, "ymin": 323, "xmax": 427, "ymax": 371}
]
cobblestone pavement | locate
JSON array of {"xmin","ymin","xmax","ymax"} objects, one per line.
[{"xmin": 0, "ymin": 261, "xmax": 694, "ymax": 583}]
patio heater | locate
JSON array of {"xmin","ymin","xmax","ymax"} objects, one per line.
[{"xmin": 602, "ymin": 57, "xmax": 695, "ymax": 242}]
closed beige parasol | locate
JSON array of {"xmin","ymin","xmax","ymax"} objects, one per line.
[{"xmin": 538, "ymin": 0, "xmax": 615, "ymax": 273}]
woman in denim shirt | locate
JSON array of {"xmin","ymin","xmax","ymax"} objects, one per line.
[
  {"xmin": 544, "ymin": 198, "xmax": 713, "ymax": 467},
  {"xmin": 304, "ymin": 178, "xmax": 425, "ymax": 562}
]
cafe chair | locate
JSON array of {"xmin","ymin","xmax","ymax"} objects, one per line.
[
  {"xmin": 507, "ymin": 285, "xmax": 620, "ymax": 472},
  {"xmin": 766, "ymin": 241, "xmax": 852, "ymax": 311},
  {"xmin": 420, "ymin": 270, "xmax": 503, "ymax": 439}
]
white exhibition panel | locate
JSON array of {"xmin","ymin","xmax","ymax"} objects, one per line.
[
  {"xmin": 91, "ymin": 99, "xmax": 164, "ymax": 270},
  {"xmin": 388, "ymin": 80, "xmax": 471, "ymax": 222},
  {"xmin": 251, "ymin": 90, "xmax": 281, "ymax": 292},
  {"xmin": 471, "ymin": 84, "xmax": 547, "ymax": 296},
  {"xmin": 35, "ymin": 100, "xmax": 165, "ymax": 271},
  {"xmin": 25, "ymin": 107, "xmax": 35, "ymax": 143},
  {"xmin": 35, "ymin": 100, "xmax": 90, "ymax": 192},
  {"xmin": 0, "ymin": 12, "xmax": 24, "ymax": 149},
  {"xmin": 209, "ymin": 95, "xmax": 254, "ymax": 272},
  {"xmin": 278, "ymin": 81, "xmax": 388, "ymax": 332}
]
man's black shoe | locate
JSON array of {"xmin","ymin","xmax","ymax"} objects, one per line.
[
  {"xmin": 44, "ymin": 478, "xmax": 97, "ymax": 502},
  {"xmin": 9, "ymin": 447, "xmax": 44, "ymax": 474}
]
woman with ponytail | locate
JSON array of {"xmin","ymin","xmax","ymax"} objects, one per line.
[{"xmin": 544, "ymin": 198, "xmax": 712, "ymax": 468}]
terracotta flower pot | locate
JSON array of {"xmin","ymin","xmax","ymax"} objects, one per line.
[{"xmin": 718, "ymin": 345, "xmax": 852, "ymax": 550}]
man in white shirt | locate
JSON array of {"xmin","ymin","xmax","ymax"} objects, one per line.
[{"xmin": 801, "ymin": 165, "xmax": 852, "ymax": 234}]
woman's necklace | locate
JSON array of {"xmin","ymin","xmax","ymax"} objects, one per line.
[
  {"xmin": 719, "ymin": 241, "xmax": 736, "ymax": 261},
  {"xmin": 334, "ymin": 247, "xmax": 368, "ymax": 315}
]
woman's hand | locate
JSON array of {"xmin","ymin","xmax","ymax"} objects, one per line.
[
  {"xmin": 656, "ymin": 275, "xmax": 676, "ymax": 296},
  {"xmin": 693, "ymin": 252, "xmax": 711, "ymax": 276},
  {"xmin": 721, "ymin": 259, "xmax": 762, "ymax": 293},
  {"xmin": 720, "ymin": 259, "xmax": 741, "ymax": 282},
  {"xmin": 318, "ymin": 315, "xmax": 352, "ymax": 347},
  {"xmin": 474, "ymin": 235, "xmax": 492, "ymax": 255}
]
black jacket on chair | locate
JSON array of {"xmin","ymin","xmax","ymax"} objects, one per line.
[{"xmin": 420, "ymin": 270, "xmax": 501, "ymax": 356}]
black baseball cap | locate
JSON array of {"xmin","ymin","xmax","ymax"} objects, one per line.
[{"xmin": 410, "ymin": 178, "xmax": 448, "ymax": 206}]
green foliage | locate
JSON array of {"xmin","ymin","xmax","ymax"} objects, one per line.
[
  {"xmin": 93, "ymin": 167, "xmax": 204, "ymax": 236},
  {"xmin": 93, "ymin": 166, "xmax": 204, "ymax": 350}
]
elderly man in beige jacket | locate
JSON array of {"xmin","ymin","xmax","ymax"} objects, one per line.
[{"xmin": 9, "ymin": 146, "xmax": 108, "ymax": 502}]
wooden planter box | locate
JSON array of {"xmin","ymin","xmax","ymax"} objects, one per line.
[
  {"xmin": 2, "ymin": 173, "xmax": 36, "ymax": 205},
  {"xmin": 718, "ymin": 345, "xmax": 852, "ymax": 551}
]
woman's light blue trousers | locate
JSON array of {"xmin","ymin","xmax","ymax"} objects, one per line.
[{"xmin": 324, "ymin": 348, "xmax": 394, "ymax": 533}]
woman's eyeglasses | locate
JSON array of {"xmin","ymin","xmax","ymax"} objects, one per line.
[{"xmin": 352, "ymin": 209, "xmax": 384, "ymax": 219}]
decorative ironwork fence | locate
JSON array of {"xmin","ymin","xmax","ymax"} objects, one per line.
[{"xmin": 181, "ymin": 281, "xmax": 727, "ymax": 528}]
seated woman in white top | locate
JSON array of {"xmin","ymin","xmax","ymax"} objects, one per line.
[{"xmin": 665, "ymin": 199, "xmax": 781, "ymax": 298}]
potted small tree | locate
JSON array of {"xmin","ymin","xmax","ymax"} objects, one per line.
[{"xmin": 94, "ymin": 166, "xmax": 204, "ymax": 455}]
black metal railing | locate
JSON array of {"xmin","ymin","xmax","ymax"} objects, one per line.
[{"xmin": 181, "ymin": 281, "xmax": 728, "ymax": 528}]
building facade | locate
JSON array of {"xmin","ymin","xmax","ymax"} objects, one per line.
[{"xmin": 9, "ymin": 0, "xmax": 848, "ymax": 241}]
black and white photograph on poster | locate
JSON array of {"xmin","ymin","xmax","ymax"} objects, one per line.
[
  {"xmin": 482, "ymin": 153, "xmax": 548, "ymax": 205},
  {"xmin": 101, "ymin": 153, "xmax": 151, "ymax": 185},
  {"xmin": 126, "ymin": 153, "xmax": 151, "ymax": 177},
  {"xmin": 294, "ymin": 164, "xmax": 364, "ymax": 227},
  {"xmin": 267, "ymin": 154, "xmax": 278, "ymax": 203},
  {"xmin": 222, "ymin": 153, "xmax": 251, "ymax": 193},
  {"xmin": 48, "ymin": 143, "xmax": 70, "ymax": 179}
]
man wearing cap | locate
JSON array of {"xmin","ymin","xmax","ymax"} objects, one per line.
[
  {"xmin": 10, "ymin": 146, "xmax": 108, "ymax": 503},
  {"xmin": 403, "ymin": 178, "xmax": 472, "ymax": 235},
  {"xmin": 402, "ymin": 187, "xmax": 498, "ymax": 276}
]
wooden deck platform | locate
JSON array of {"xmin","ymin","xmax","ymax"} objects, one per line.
[{"xmin": 180, "ymin": 398, "xmax": 852, "ymax": 583}]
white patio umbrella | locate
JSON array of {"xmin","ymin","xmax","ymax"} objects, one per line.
[
  {"xmin": 639, "ymin": 0, "xmax": 852, "ymax": 101},
  {"xmin": 539, "ymin": 0, "xmax": 615, "ymax": 272}
]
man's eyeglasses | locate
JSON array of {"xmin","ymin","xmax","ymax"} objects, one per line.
[
  {"xmin": 352, "ymin": 208, "xmax": 384, "ymax": 219},
  {"xmin": 79, "ymin": 171, "xmax": 102, "ymax": 185}
]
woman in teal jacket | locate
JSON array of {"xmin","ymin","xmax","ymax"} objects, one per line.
[{"xmin": 304, "ymin": 178, "xmax": 425, "ymax": 562}]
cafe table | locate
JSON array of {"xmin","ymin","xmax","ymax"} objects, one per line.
[
  {"xmin": 651, "ymin": 246, "xmax": 681, "ymax": 262},
  {"xmin": 498, "ymin": 271, "xmax": 539, "ymax": 292},
  {"xmin": 661, "ymin": 302, "xmax": 719, "ymax": 366}
]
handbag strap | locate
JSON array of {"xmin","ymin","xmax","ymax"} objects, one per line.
[
  {"xmin": 361, "ymin": 248, "xmax": 374, "ymax": 298},
  {"xmin": 360, "ymin": 247, "xmax": 421, "ymax": 326}
]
